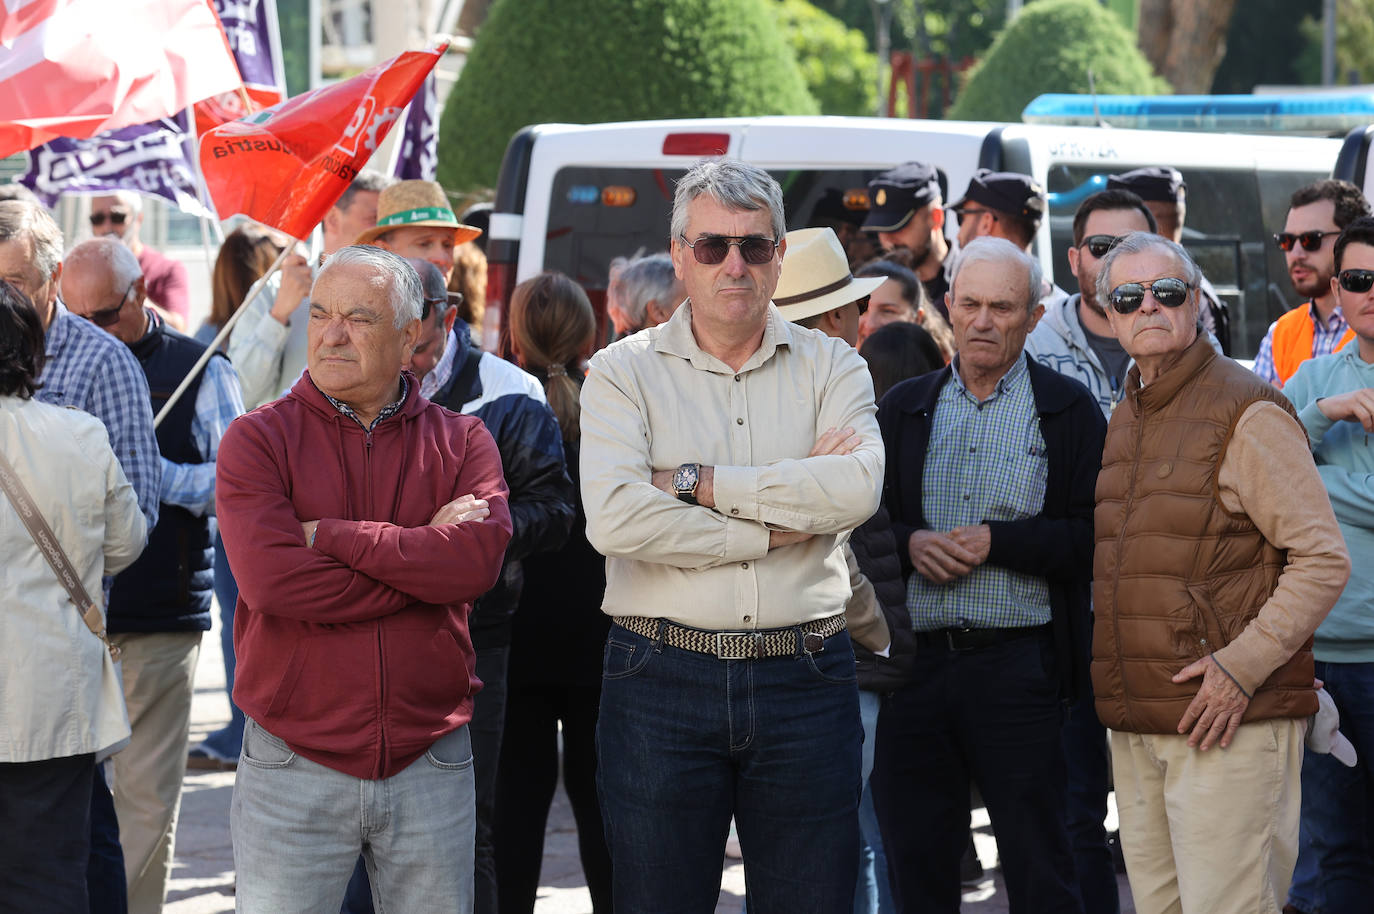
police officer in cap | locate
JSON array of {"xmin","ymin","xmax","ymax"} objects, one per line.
[
  {"xmin": 864, "ymin": 162, "xmax": 953, "ymax": 317},
  {"xmin": 950, "ymin": 168, "xmax": 1069, "ymax": 309},
  {"xmin": 1108, "ymin": 166, "xmax": 1230, "ymax": 353}
]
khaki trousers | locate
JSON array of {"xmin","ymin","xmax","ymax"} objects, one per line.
[
  {"xmin": 110, "ymin": 631, "xmax": 201, "ymax": 914},
  {"xmin": 1111, "ymin": 719, "xmax": 1303, "ymax": 914}
]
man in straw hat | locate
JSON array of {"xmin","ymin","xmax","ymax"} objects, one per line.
[
  {"xmin": 580, "ymin": 160, "xmax": 885, "ymax": 912},
  {"xmin": 358, "ymin": 178, "xmax": 482, "ymax": 284},
  {"xmin": 872, "ymin": 237, "xmax": 1105, "ymax": 913}
]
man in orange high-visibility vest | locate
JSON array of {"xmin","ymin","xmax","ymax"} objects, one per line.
[{"xmin": 1253, "ymin": 180, "xmax": 1369, "ymax": 387}]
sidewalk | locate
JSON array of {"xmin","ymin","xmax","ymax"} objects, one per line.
[{"xmin": 165, "ymin": 607, "xmax": 1133, "ymax": 913}]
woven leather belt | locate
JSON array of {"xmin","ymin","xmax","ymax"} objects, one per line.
[
  {"xmin": 613, "ymin": 613, "xmax": 847, "ymax": 660},
  {"xmin": 913, "ymin": 623, "xmax": 1052, "ymax": 652}
]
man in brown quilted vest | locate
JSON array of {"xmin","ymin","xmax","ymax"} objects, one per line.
[{"xmin": 1092, "ymin": 231, "xmax": 1350, "ymax": 914}]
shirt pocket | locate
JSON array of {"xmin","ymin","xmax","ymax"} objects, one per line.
[{"xmin": 984, "ymin": 421, "xmax": 1049, "ymax": 521}]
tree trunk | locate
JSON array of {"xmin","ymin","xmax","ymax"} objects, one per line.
[{"xmin": 1137, "ymin": 0, "xmax": 1240, "ymax": 93}]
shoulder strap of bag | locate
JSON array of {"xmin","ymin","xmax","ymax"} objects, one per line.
[{"xmin": 0, "ymin": 446, "xmax": 121, "ymax": 660}]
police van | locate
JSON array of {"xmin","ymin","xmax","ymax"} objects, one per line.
[{"xmin": 480, "ymin": 113, "xmax": 1349, "ymax": 360}]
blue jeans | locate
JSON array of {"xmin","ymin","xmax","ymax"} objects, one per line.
[
  {"xmin": 198, "ymin": 530, "xmax": 244, "ymax": 759},
  {"xmin": 857, "ymin": 689, "xmax": 895, "ymax": 914},
  {"xmin": 597, "ymin": 623, "xmax": 862, "ymax": 914},
  {"xmin": 1288, "ymin": 818, "xmax": 1325, "ymax": 914},
  {"xmin": 1298, "ymin": 661, "xmax": 1374, "ymax": 913},
  {"xmin": 87, "ymin": 762, "xmax": 126, "ymax": 914},
  {"xmin": 232, "ymin": 718, "xmax": 475, "ymax": 913},
  {"xmin": 872, "ymin": 632, "xmax": 1082, "ymax": 914},
  {"xmin": 1, "ymin": 753, "xmax": 94, "ymax": 914}
]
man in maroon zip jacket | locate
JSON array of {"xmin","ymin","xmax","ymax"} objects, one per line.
[{"xmin": 216, "ymin": 245, "xmax": 512, "ymax": 912}]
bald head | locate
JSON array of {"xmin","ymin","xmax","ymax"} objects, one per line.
[{"xmin": 62, "ymin": 238, "xmax": 147, "ymax": 343}]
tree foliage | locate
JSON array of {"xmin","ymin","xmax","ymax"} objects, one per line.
[
  {"xmin": 948, "ymin": 0, "xmax": 1169, "ymax": 123},
  {"xmin": 437, "ymin": 0, "xmax": 817, "ymax": 192},
  {"xmin": 771, "ymin": 0, "xmax": 878, "ymax": 116},
  {"xmin": 1295, "ymin": 0, "xmax": 1374, "ymax": 86}
]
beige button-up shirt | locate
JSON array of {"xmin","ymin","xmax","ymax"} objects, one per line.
[{"xmin": 581, "ymin": 301, "xmax": 885, "ymax": 631}]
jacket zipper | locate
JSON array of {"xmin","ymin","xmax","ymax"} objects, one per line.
[{"xmin": 365, "ymin": 429, "xmax": 386, "ymax": 777}]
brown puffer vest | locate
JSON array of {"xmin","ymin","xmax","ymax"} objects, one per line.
[{"xmin": 1092, "ymin": 336, "xmax": 1317, "ymax": 734}]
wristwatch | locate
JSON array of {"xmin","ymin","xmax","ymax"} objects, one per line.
[{"xmin": 672, "ymin": 462, "xmax": 701, "ymax": 505}]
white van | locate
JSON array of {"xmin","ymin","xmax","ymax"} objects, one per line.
[{"xmin": 481, "ymin": 116, "xmax": 1343, "ymax": 359}]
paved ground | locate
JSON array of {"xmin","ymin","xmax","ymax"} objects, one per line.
[{"xmin": 164, "ymin": 609, "xmax": 1135, "ymax": 913}]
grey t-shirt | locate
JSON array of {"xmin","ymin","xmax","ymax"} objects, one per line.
[{"xmin": 1078, "ymin": 308, "xmax": 1131, "ymax": 394}]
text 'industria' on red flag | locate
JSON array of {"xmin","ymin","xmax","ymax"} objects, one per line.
[
  {"xmin": 199, "ymin": 42, "xmax": 447, "ymax": 240},
  {"xmin": 0, "ymin": 0, "xmax": 242, "ymax": 158}
]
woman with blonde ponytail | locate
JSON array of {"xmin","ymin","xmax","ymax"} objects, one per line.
[{"xmin": 493, "ymin": 273, "xmax": 613, "ymax": 913}]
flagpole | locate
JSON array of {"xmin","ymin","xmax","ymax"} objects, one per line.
[{"xmin": 154, "ymin": 242, "xmax": 293, "ymax": 428}]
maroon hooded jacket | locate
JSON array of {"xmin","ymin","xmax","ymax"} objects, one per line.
[{"xmin": 216, "ymin": 371, "xmax": 512, "ymax": 779}]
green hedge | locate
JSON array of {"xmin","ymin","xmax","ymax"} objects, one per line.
[
  {"xmin": 948, "ymin": 0, "xmax": 1169, "ymax": 123},
  {"xmin": 438, "ymin": 0, "xmax": 818, "ymax": 192}
]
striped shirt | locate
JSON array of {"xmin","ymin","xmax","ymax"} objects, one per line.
[
  {"xmin": 909, "ymin": 354, "xmax": 1051, "ymax": 630},
  {"xmin": 38, "ymin": 303, "xmax": 161, "ymax": 531}
]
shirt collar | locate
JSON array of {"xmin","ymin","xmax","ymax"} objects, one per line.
[
  {"xmin": 1310, "ymin": 300, "xmax": 1348, "ymax": 330},
  {"xmin": 947, "ymin": 351, "xmax": 1029, "ymax": 402},
  {"xmin": 316, "ymin": 373, "xmax": 410, "ymax": 432},
  {"xmin": 652, "ymin": 300, "xmax": 795, "ymax": 374},
  {"xmin": 419, "ymin": 326, "xmax": 461, "ymax": 400}
]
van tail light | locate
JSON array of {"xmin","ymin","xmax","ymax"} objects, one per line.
[
  {"xmin": 662, "ymin": 133, "xmax": 731, "ymax": 157},
  {"xmin": 484, "ymin": 260, "xmax": 517, "ymax": 356}
]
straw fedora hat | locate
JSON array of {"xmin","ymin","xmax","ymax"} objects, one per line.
[
  {"xmin": 773, "ymin": 227, "xmax": 884, "ymax": 323},
  {"xmin": 355, "ymin": 179, "xmax": 482, "ymax": 246}
]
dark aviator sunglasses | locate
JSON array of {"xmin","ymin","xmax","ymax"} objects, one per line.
[
  {"xmin": 679, "ymin": 234, "xmax": 779, "ymax": 266},
  {"xmin": 89, "ymin": 211, "xmax": 129, "ymax": 228},
  {"xmin": 1080, "ymin": 234, "xmax": 1126, "ymax": 259},
  {"xmin": 1108, "ymin": 277, "xmax": 1193, "ymax": 314}
]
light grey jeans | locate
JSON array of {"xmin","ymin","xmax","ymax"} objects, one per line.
[{"xmin": 231, "ymin": 717, "xmax": 475, "ymax": 913}]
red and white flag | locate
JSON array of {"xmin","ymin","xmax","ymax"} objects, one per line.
[
  {"xmin": 0, "ymin": 0, "xmax": 242, "ymax": 158},
  {"xmin": 200, "ymin": 43, "xmax": 447, "ymax": 240}
]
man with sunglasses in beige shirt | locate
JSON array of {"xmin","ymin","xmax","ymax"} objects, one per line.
[{"xmin": 581, "ymin": 159, "xmax": 885, "ymax": 914}]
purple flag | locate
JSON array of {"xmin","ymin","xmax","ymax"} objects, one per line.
[
  {"xmin": 195, "ymin": 0, "xmax": 286, "ymax": 132},
  {"xmin": 18, "ymin": 110, "xmax": 212, "ymax": 217},
  {"xmin": 392, "ymin": 72, "xmax": 438, "ymax": 181}
]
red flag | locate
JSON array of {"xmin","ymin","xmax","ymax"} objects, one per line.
[
  {"xmin": 0, "ymin": 0, "xmax": 242, "ymax": 158},
  {"xmin": 199, "ymin": 44, "xmax": 446, "ymax": 240}
]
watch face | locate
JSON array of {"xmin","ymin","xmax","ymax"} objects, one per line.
[{"xmin": 673, "ymin": 463, "xmax": 698, "ymax": 493}]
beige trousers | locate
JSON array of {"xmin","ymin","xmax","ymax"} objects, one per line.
[
  {"xmin": 1111, "ymin": 719, "xmax": 1304, "ymax": 914},
  {"xmin": 110, "ymin": 631, "xmax": 202, "ymax": 914}
]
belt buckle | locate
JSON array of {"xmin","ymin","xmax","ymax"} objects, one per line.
[
  {"xmin": 715, "ymin": 631, "xmax": 761, "ymax": 660},
  {"xmin": 945, "ymin": 628, "xmax": 974, "ymax": 652}
]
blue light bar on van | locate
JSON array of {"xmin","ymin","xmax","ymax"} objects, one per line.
[
  {"xmin": 1022, "ymin": 92, "xmax": 1374, "ymax": 134},
  {"xmin": 566, "ymin": 185, "xmax": 599, "ymax": 205},
  {"xmin": 1046, "ymin": 175, "xmax": 1108, "ymax": 213}
]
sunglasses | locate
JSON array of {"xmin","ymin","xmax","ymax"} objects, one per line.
[
  {"xmin": 89, "ymin": 211, "xmax": 129, "ymax": 228},
  {"xmin": 679, "ymin": 234, "xmax": 779, "ymax": 266},
  {"xmin": 854, "ymin": 295, "xmax": 869, "ymax": 316},
  {"xmin": 1081, "ymin": 234, "xmax": 1126, "ymax": 259},
  {"xmin": 80, "ymin": 280, "xmax": 136, "ymax": 327},
  {"xmin": 1338, "ymin": 268, "xmax": 1374, "ymax": 294},
  {"xmin": 420, "ymin": 290, "xmax": 464, "ymax": 321},
  {"xmin": 949, "ymin": 206, "xmax": 993, "ymax": 224},
  {"xmin": 1273, "ymin": 230, "xmax": 1339, "ymax": 252},
  {"xmin": 1108, "ymin": 277, "xmax": 1193, "ymax": 314}
]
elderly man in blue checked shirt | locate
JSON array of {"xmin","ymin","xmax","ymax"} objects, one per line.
[
  {"xmin": 872, "ymin": 237, "xmax": 1106, "ymax": 914},
  {"xmin": 0, "ymin": 201, "xmax": 164, "ymax": 910},
  {"xmin": 61, "ymin": 236, "xmax": 243, "ymax": 914}
]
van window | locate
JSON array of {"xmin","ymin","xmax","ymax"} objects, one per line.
[{"xmin": 1045, "ymin": 163, "xmax": 1327, "ymax": 359}]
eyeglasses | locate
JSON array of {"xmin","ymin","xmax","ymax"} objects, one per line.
[
  {"xmin": 1273, "ymin": 230, "xmax": 1340, "ymax": 252},
  {"xmin": 854, "ymin": 295, "xmax": 869, "ymax": 316},
  {"xmin": 79, "ymin": 280, "xmax": 135, "ymax": 327},
  {"xmin": 1338, "ymin": 268, "xmax": 1374, "ymax": 293},
  {"xmin": 1080, "ymin": 234, "xmax": 1127, "ymax": 259},
  {"xmin": 678, "ymin": 234, "xmax": 779, "ymax": 266},
  {"xmin": 88, "ymin": 211, "xmax": 129, "ymax": 228},
  {"xmin": 1108, "ymin": 277, "xmax": 1193, "ymax": 314}
]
